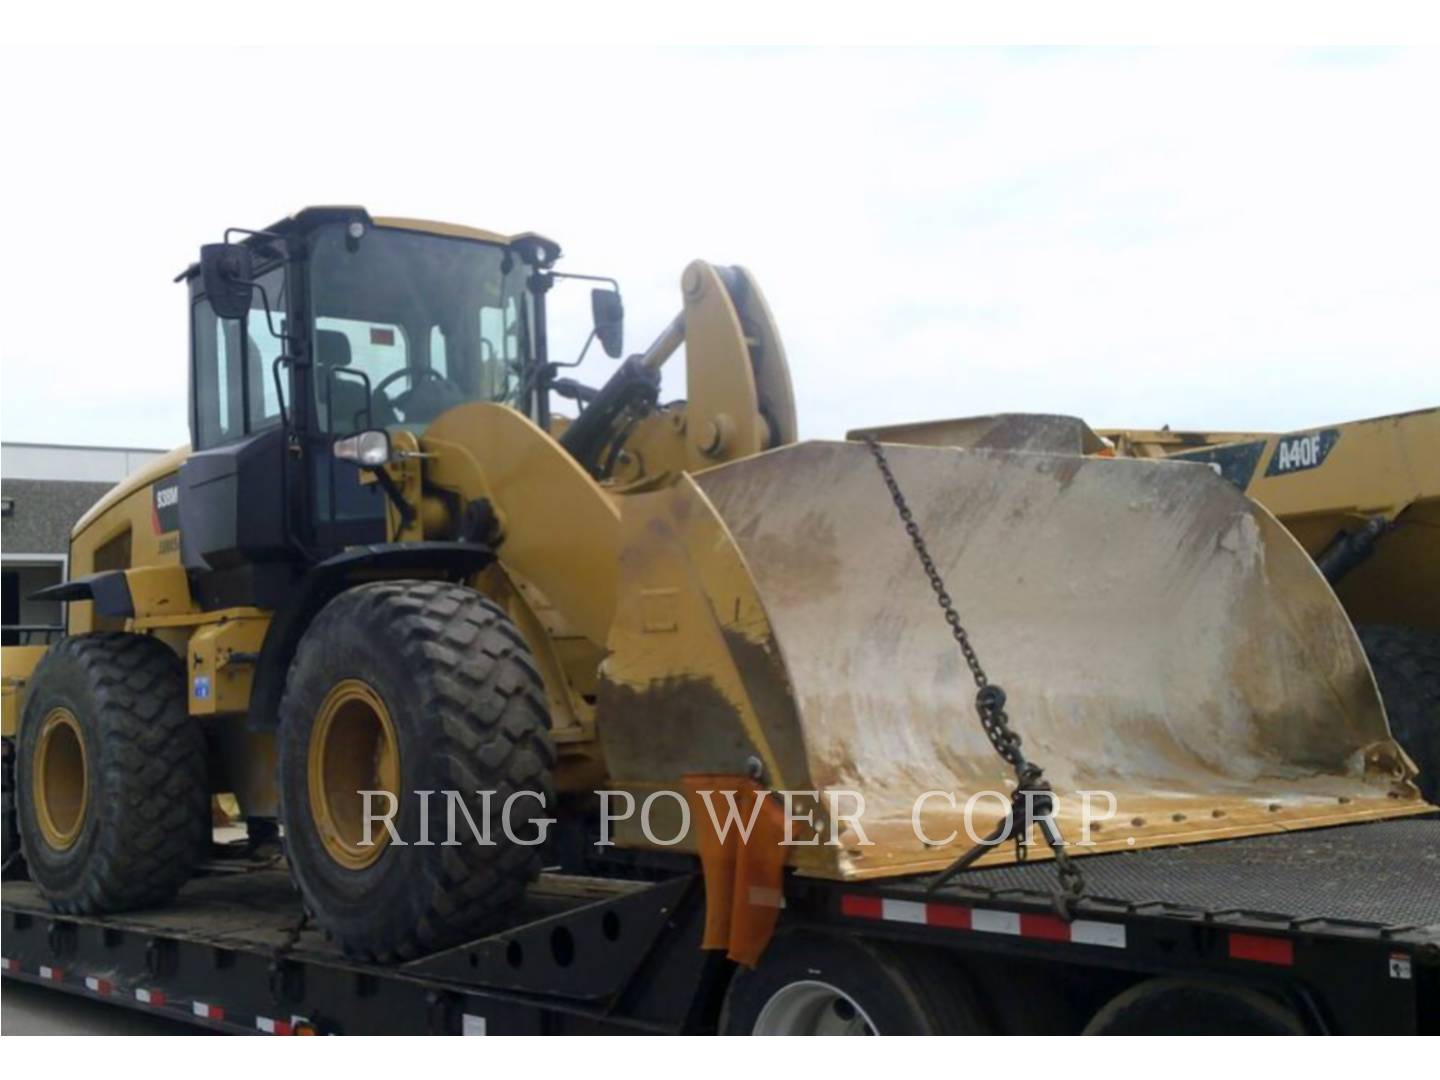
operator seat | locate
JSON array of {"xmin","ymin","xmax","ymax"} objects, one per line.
[{"xmin": 315, "ymin": 329, "xmax": 371, "ymax": 434}]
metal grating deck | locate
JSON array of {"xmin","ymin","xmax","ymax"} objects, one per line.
[{"xmin": 910, "ymin": 816, "xmax": 1440, "ymax": 931}]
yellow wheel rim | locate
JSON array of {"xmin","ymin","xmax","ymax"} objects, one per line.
[
  {"xmin": 308, "ymin": 679, "xmax": 400, "ymax": 870},
  {"xmin": 34, "ymin": 707, "xmax": 87, "ymax": 850}
]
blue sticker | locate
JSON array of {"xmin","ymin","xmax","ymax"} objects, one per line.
[{"xmin": 194, "ymin": 675, "xmax": 211, "ymax": 700}]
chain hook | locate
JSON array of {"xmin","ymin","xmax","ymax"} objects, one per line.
[{"xmin": 862, "ymin": 436, "xmax": 1086, "ymax": 916}]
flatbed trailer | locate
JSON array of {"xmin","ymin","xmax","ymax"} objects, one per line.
[{"xmin": 4, "ymin": 816, "xmax": 1439, "ymax": 1035}]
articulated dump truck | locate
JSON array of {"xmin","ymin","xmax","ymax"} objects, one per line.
[{"xmin": 2, "ymin": 209, "xmax": 1437, "ymax": 1034}]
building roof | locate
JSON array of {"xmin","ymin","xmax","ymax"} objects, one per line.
[{"xmin": 2, "ymin": 442, "xmax": 170, "ymax": 484}]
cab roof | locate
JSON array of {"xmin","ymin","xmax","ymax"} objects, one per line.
[{"xmin": 177, "ymin": 205, "xmax": 560, "ymax": 280}]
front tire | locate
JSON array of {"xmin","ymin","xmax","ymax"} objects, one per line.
[
  {"xmin": 278, "ymin": 581, "xmax": 555, "ymax": 962},
  {"xmin": 16, "ymin": 633, "xmax": 209, "ymax": 912}
]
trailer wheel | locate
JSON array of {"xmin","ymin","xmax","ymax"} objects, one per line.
[
  {"xmin": 16, "ymin": 633, "xmax": 209, "ymax": 912},
  {"xmin": 1084, "ymin": 977, "xmax": 1308, "ymax": 1034},
  {"xmin": 719, "ymin": 930, "xmax": 988, "ymax": 1035},
  {"xmin": 278, "ymin": 581, "xmax": 555, "ymax": 963},
  {"xmin": 1357, "ymin": 625, "xmax": 1440, "ymax": 803}
]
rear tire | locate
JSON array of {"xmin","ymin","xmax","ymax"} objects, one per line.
[
  {"xmin": 2, "ymin": 737, "xmax": 24, "ymax": 879},
  {"xmin": 16, "ymin": 633, "xmax": 209, "ymax": 912},
  {"xmin": 1356, "ymin": 625, "xmax": 1440, "ymax": 803},
  {"xmin": 719, "ymin": 930, "xmax": 989, "ymax": 1034},
  {"xmin": 1083, "ymin": 977, "xmax": 1308, "ymax": 1034},
  {"xmin": 278, "ymin": 581, "xmax": 555, "ymax": 962}
]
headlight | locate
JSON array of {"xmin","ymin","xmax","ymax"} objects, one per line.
[{"xmin": 334, "ymin": 429, "xmax": 392, "ymax": 467}]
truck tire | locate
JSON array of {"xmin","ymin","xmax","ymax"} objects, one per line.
[
  {"xmin": 1357, "ymin": 625, "xmax": 1440, "ymax": 803},
  {"xmin": 16, "ymin": 633, "xmax": 209, "ymax": 912},
  {"xmin": 1083, "ymin": 977, "xmax": 1308, "ymax": 1034},
  {"xmin": 719, "ymin": 930, "xmax": 989, "ymax": 1034},
  {"xmin": 2, "ymin": 737, "xmax": 24, "ymax": 879},
  {"xmin": 278, "ymin": 581, "xmax": 555, "ymax": 963}
]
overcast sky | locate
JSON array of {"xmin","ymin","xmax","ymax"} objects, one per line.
[{"xmin": 1, "ymin": 46, "xmax": 1435, "ymax": 451}]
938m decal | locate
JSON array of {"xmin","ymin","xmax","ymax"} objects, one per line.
[
  {"xmin": 151, "ymin": 474, "xmax": 180, "ymax": 534},
  {"xmin": 1264, "ymin": 429, "xmax": 1340, "ymax": 477}
]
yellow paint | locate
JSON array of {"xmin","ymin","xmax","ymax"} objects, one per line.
[
  {"xmin": 308, "ymin": 678, "xmax": 399, "ymax": 870},
  {"xmin": 1102, "ymin": 408, "xmax": 1440, "ymax": 630},
  {"xmin": 680, "ymin": 261, "xmax": 765, "ymax": 469},
  {"xmin": 187, "ymin": 615, "xmax": 270, "ymax": 715},
  {"xmin": 371, "ymin": 216, "xmax": 554, "ymax": 252},
  {"xmin": 68, "ymin": 446, "xmax": 188, "ymax": 634},
  {"xmin": 125, "ymin": 565, "xmax": 196, "ymax": 620},
  {"xmin": 33, "ymin": 707, "xmax": 87, "ymax": 850},
  {"xmin": 132, "ymin": 606, "xmax": 269, "ymax": 631},
  {"xmin": 1, "ymin": 646, "xmax": 48, "ymax": 738},
  {"xmin": 71, "ymin": 446, "xmax": 189, "ymax": 539},
  {"xmin": 423, "ymin": 403, "xmax": 621, "ymax": 647}
]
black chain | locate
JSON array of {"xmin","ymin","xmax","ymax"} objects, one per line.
[{"xmin": 862, "ymin": 436, "xmax": 1085, "ymax": 915}]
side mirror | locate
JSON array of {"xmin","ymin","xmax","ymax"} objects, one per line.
[
  {"xmin": 591, "ymin": 288, "xmax": 624, "ymax": 359},
  {"xmin": 199, "ymin": 243, "xmax": 254, "ymax": 320}
]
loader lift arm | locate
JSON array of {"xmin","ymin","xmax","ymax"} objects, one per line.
[{"xmin": 555, "ymin": 261, "xmax": 797, "ymax": 483}]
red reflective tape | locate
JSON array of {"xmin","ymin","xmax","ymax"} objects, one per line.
[
  {"xmin": 85, "ymin": 976, "xmax": 113, "ymax": 995},
  {"xmin": 1229, "ymin": 933, "xmax": 1294, "ymax": 966},
  {"xmin": 840, "ymin": 894, "xmax": 884, "ymax": 919},
  {"xmin": 1019, "ymin": 913, "xmax": 1072, "ymax": 942},
  {"xmin": 925, "ymin": 903, "xmax": 972, "ymax": 930}
]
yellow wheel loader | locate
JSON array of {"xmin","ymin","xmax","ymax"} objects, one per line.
[{"xmin": 0, "ymin": 208, "xmax": 1429, "ymax": 966}]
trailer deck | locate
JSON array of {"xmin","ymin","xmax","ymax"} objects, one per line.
[
  {"xmin": 4, "ymin": 817, "xmax": 1439, "ymax": 1033},
  {"xmin": 911, "ymin": 816, "xmax": 1440, "ymax": 932}
]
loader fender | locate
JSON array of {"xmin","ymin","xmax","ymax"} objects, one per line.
[
  {"xmin": 29, "ymin": 570, "xmax": 134, "ymax": 619},
  {"xmin": 245, "ymin": 542, "xmax": 495, "ymax": 732}
]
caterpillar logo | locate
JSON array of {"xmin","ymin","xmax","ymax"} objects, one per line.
[
  {"xmin": 1265, "ymin": 429, "xmax": 1340, "ymax": 477},
  {"xmin": 151, "ymin": 475, "xmax": 181, "ymax": 534}
]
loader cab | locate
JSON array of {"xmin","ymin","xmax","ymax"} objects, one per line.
[{"xmin": 177, "ymin": 208, "xmax": 562, "ymax": 601}]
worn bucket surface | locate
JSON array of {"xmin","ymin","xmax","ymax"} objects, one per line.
[{"xmin": 679, "ymin": 440, "xmax": 1425, "ymax": 879}]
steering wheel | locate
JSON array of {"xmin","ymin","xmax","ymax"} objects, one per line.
[{"xmin": 372, "ymin": 367, "xmax": 461, "ymax": 422}]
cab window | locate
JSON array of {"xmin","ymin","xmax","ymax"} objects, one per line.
[
  {"xmin": 313, "ymin": 317, "xmax": 409, "ymax": 435},
  {"xmin": 191, "ymin": 261, "xmax": 288, "ymax": 450},
  {"xmin": 245, "ymin": 265, "xmax": 288, "ymax": 431},
  {"xmin": 192, "ymin": 298, "xmax": 245, "ymax": 449}
]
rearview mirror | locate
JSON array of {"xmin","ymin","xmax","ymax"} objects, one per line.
[
  {"xmin": 591, "ymin": 288, "xmax": 624, "ymax": 359},
  {"xmin": 199, "ymin": 243, "xmax": 254, "ymax": 320}
]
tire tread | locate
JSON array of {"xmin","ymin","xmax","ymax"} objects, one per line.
[{"xmin": 18, "ymin": 633, "xmax": 208, "ymax": 913}]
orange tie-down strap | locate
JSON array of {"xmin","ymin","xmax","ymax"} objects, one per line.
[{"xmin": 681, "ymin": 775, "xmax": 790, "ymax": 968}]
